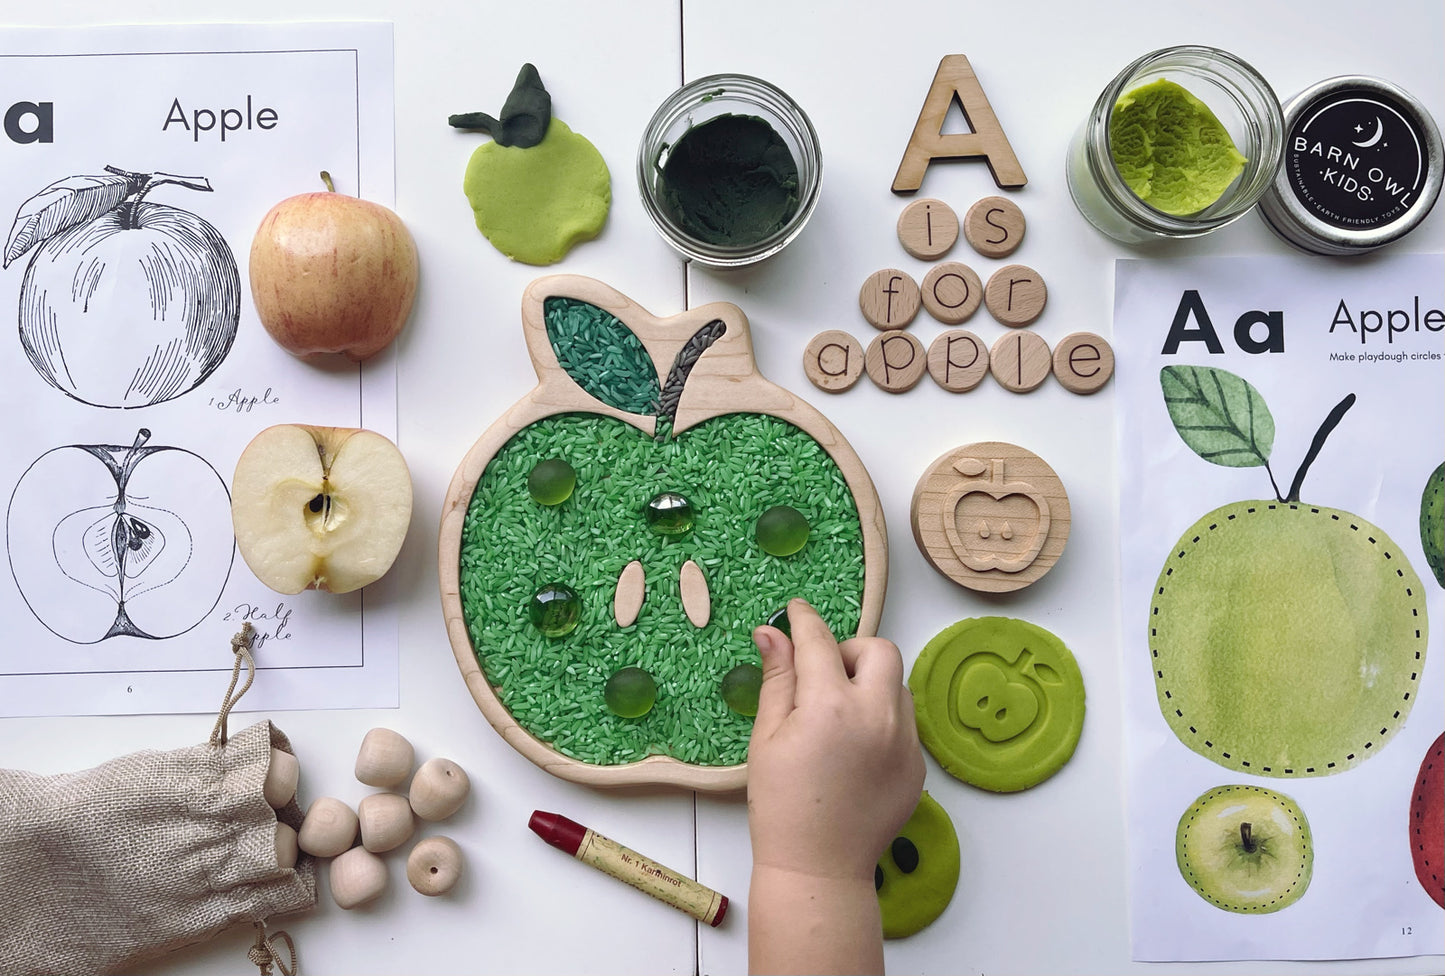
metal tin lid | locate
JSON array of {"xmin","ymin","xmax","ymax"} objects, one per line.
[{"xmin": 1258, "ymin": 75, "xmax": 1442, "ymax": 255}]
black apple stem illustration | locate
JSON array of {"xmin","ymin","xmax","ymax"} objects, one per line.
[
  {"xmin": 1281, "ymin": 393, "xmax": 1356, "ymax": 504},
  {"xmin": 1240, "ymin": 822, "xmax": 1255, "ymax": 854},
  {"xmin": 102, "ymin": 164, "xmax": 214, "ymax": 229}
]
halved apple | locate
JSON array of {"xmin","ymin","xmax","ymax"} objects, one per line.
[{"xmin": 232, "ymin": 424, "xmax": 412, "ymax": 594}]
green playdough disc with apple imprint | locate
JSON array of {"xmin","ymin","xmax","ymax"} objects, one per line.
[
  {"xmin": 875, "ymin": 790, "xmax": 960, "ymax": 938},
  {"xmin": 909, "ymin": 617, "xmax": 1085, "ymax": 792}
]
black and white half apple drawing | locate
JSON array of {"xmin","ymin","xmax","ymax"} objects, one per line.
[
  {"xmin": 6, "ymin": 428, "xmax": 235, "ymax": 643},
  {"xmin": 3, "ymin": 166, "xmax": 240, "ymax": 408}
]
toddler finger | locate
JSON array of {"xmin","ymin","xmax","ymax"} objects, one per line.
[
  {"xmin": 751, "ymin": 625, "xmax": 797, "ymax": 736},
  {"xmin": 786, "ymin": 599, "xmax": 847, "ymax": 690}
]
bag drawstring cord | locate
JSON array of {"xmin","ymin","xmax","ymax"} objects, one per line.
[
  {"xmin": 248, "ymin": 920, "xmax": 298, "ymax": 976},
  {"xmin": 210, "ymin": 623, "xmax": 257, "ymax": 747}
]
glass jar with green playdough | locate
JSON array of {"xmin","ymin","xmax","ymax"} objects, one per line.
[
  {"xmin": 1067, "ymin": 45, "xmax": 1284, "ymax": 243},
  {"xmin": 638, "ymin": 74, "xmax": 822, "ymax": 267}
]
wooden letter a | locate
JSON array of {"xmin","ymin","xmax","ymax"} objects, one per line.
[{"xmin": 891, "ymin": 55, "xmax": 1026, "ymax": 194}]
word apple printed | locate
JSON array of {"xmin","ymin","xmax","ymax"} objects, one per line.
[
  {"xmin": 4, "ymin": 165, "xmax": 240, "ymax": 408},
  {"xmin": 6, "ymin": 428, "xmax": 234, "ymax": 643}
]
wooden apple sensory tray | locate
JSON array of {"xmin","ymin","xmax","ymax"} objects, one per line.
[{"xmin": 438, "ymin": 276, "xmax": 886, "ymax": 792}]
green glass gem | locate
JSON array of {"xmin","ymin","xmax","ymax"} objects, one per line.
[
  {"xmin": 528, "ymin": 583, "xmax": 581, "ymax": 637},
  {"xmin": 756, "ymin": 505, "xmax": 810, "ymax": 556},
  {"xmin": 765, "ymin": 606, "xmax": 792, "ymax": 638},
  {"xmin": 604, "ymin": 666, "xmax": 657, "ymax": 718},
  {"xmin": 527, "ymin": 458, "xmax": 576, "ymax": 506},
  {"xmin": 645, "ymin": 492, "xmax": 695, "ymax": 536},
  {"xmin": 721, "ymin": 663, "xmax": 764, "ymax": 717}
]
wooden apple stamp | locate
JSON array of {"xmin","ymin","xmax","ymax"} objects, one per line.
[
  {"xmin": 438, "ymin": 275, "xmax": 887, "ymax": 792},
  {"xmin": 911, "ymin": 442, "xmax": 1070, "ymax": 593}
]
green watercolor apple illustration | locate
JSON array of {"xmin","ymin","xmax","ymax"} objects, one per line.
[
  {"xmin": 443, "ymin": 276, "xmax": 883, "ymax": 782},
  {"xmin": 1176, "ymin": 784, "xmax": 1313, "ymax": 914},
  {"xmin": 4, "ymin": 166, "xmax": 240, "ymax": 408},
  {"xmin": 1149, "ymin": 366, "xmax": 1428, "ymax": 777},
  {"xmin": 1421, "ymin": 462, "xmax": 1443, "ymax": 588}
]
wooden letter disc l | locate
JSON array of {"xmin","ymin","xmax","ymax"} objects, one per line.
[
  {"xmin": 892, "ymin": 55, "xmax": 1027, "ymax": 193},
  {"xmin": 911, "ymin": 442, "xmax": 1070, "ymax": 593}
]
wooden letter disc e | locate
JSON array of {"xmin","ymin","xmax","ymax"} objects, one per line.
[{"xmin": 1052, "ymin": 332, "xmax": 1114, "ymax": 394}]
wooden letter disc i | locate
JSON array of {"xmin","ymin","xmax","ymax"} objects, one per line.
[{"xmin": 892, "ymin": 55, "xmax": 1027, "ymax": 193}]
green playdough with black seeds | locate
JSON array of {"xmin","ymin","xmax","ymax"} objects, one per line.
[{"xmin": 875, "ymin": 791, "xmax": 960, "ymax": 938}]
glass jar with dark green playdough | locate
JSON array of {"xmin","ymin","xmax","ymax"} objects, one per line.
[
  {"xmin": 1066, "ymin": 45, "xmax": 1284, "ymax": 243},
  {"xmin": 638, "ymin": 73, "xmax": 822, "ymax": 267}
]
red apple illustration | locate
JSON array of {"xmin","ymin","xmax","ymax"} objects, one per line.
[
  {"xmin": 1411, "ymin": 732, "xmax": 1443, "ymax": 908},
  {"xmin": 5, "ymin": 166, "xmax": 240, "ymax": 408},
  {"xmin": 6, "ymin": 428, "xmax": 234, "ymax": 642},
  {"xmin": 943, "ymin": 456, "xmax": 1050, "ymax": 573}
]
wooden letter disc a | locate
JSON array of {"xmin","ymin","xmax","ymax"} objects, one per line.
[
  {"xmin": 910, "ymin": 442, "xmax": 1070, "ymax": 593},
  {"xmin": 804, "ymin": 330, "xmax": 865, "ymax": 393}
]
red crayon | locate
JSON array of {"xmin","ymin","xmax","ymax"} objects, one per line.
[{"xmin": 529, "ymin": 810, "xmax": 728, "ymax": 926}]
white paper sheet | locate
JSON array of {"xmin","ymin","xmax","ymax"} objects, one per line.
[
  {"xmin": 1116, "ymin": 252, "xmax": 1444, "ymax": 961},
  {"xmin": 0, "ymin": 22, "xmax": 400, "ymax": 716}
]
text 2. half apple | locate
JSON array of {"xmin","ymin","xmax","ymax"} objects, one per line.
[
  {"xmin": 7, "ymin": 428, "xmax": 235, "ymax": 642},
  {"xmin": 456, "ymin": 287, "xmax": 874, "ymax": 769},
  {"xmin": 4, "ymin": 166, "xmax": 240, "ymax": 408},
  {"xmin": 1149, "ymin": 366, "xmax": 1428, "ymax": 777}
]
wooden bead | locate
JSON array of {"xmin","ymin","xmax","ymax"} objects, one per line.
[
  {"xmin": 802, "ymin": 330, "xmax": 864, "ymax": 393},
  {"xmin": 355, "ymin": 728, "xmax": 414, "ymax": 789},
  {"xmin": 274, "ymin": 821, "xmax": 298, "ymax": 870},
  {"xmin": 613, "ymin": 559, "xmax": 645, "ymax": 627},
  {"xmin": 409, "ymin": 758, "xmax": 470, "ymax": 821},
  {"xmin": 859, "ymin": 269, "xmax": 920, "ymax": 331},
  {"xmin": 896, "ymin": 198, "xmax": 958, "ymax": 259},
  {"xmin": 990, "ymin": 332, "xmax": 1052, "ymax": 393},
  {"xmin": 964, "ymin": 195, "xmax": 1026, "ymax": 258},
  {"xmin": 865, "ymin": 332, "xmax": 927, "ymax": 393},
  {"xmin": 407, "ymin": 836, "xmax": 464, "ymax": 897},
  {"xmin": 1052, "ymin": 332, "xmax": 1115, "ymax": 394},
  {"xmin": 330, "ymin": 846, "xmax": 388, "ymax": 910},
  {"xmin": 679, "ymin": 560, "xmax": 710, "ymax": 628},
  {"xmin": 359, "ymin": 792, "xmax": 416, "ymax": 854},
  {"xmin": 298, "ymin": 796, "xmax": 358, "ymax": 858},
  {"xmin": 984, "ymin": 264, "xmax": 1047, "ymax": 327},
  {"xmin": 263, "ymin": 748, "xmax": 299, "ymax": 809},
  {"xmin": 928, "ymin": 331, "xmax": 989, "ymax": 392},
  {"xmin": 920, "ymin": 262, "xmax": 982, "ymax": 324}
]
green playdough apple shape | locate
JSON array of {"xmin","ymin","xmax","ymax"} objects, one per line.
[
  {"xmin": 1176, "ymin": 784, "xmax": 1312, "ymax": 914},
  {"xmin": 874, "ymin": 790, "xmax": 960, "ymax": 938},
  {"xmin": 1150, "ymin": 366, "xmax": 1428, "ymax": 777},
  {"xmin": 449, "ymin": 64, "xmax": 610, "ymax": 265}
]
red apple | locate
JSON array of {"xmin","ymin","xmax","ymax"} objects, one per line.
[
  {"xmin": 1411, "ymin": 732, "xmax": 1443, "ymax": 908},
  {"xmin": 249, "ymin": 172, "xmax": 418, "ymax": 361}
]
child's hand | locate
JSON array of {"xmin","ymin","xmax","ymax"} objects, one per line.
[{"xmin": 747, "ymin": 599, "xmax": 925, "ymax": 882}]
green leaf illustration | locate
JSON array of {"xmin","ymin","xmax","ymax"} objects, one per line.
[
  {"xmin": 1160, "ymin": 365, "xmax": 1274, "ymax": 468},
  {"xmin": 544, "ymin": 296, "xmax": 660, "ymax": 416}
]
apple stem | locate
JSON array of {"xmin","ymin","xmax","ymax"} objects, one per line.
[
  {"xmin": 102, "ymin": 165, "xmax": 214, "ymax": 229},
  {"xmin": 1282, "ymin": 393, "xmax": 1357, "ymax": 503},
  {"xmin": 1240, "ymin": 822, "xmax": 1255, "ymax": 853},
  {"xmin": 320, "ymin": 170, "xmax": 336, "ymax": 193}
]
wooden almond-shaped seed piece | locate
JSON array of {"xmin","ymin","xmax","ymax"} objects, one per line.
[
  {"xmin": 614, "ymin": 559, "xmax": 645, "ymax": 628},
  {"xmin": 407, "ymin": 835, "xmax": 464, "ymax": 896},
  {"xmin": 330, "ymin": 846, "xmax": 388, "ymax": 910},
  {"xmin": 274, "ymin": 821, "xmax": 299, "ymax": 870},
  {"xmin": 263, "ymin": 748, "xmax": 300, "ymax": 809},
  {"xmin": 359, "ymin": 792, "xmax": 416, "ymax": 853},
  {"xmin": 679, "ymin": 560, "xmax": 711, "ymax": 628},
  {"xmin": 355, "ymin": 727, "xmax": 415, "ymax": 789},
  {"xmin": 409, "ymin": 758, "xmax": 470, "ymax": 821},
  {"xmin": 298, "ymin": 796, "xmax": 358, "ymax": 858}
]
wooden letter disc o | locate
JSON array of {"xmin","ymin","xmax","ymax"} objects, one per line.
[
  {"xmin": 927, "ymin": 330, "xmax": 989, "ymax": 392},
  {"xmin": 897, "ymin": 198, "xmax": 959, "ymax": 260},
  {"xmin": 989, "ymin": 331, "xmax": 1051, "ymax": 393},
  {"xmin": 910, "ymin": 441, "xmax": 1071, "ymax": 593},
  {"xmin": 984, "ymin": 264, "xmax": 1046, "ymax": 327},
  {"xmin": 920, "ymin": 262, "xmax": 982, "ymax": 324},
  {"xmin": 859, "ymin": 269, "xmax": 921, "ymax": 331},
  {"xmin": 1052, "ymin": 332, "xmax": 1115, "ymax": 394},
  {"xmin": 964, "ymin": 195, "xmax": 1026, "ymax": 258},
  {"xmin": 866, "ymin": 332, "xmax": 927, "ymax": 393},
  {"xmin": 803, "ymin": 330, "xmax": 865, "ymax": 393}
]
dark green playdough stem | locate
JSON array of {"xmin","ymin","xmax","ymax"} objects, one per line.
[{"xmin": 658, "ymin": 114, "xmax": 800, "ymax": 247}]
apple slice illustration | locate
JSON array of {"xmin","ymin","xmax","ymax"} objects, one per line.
[
  {"xmin": 439, "ymin": 275, "xmax": 886, "ymax": 792},
  {"xmin": 7, "ymin": 428, "xmax": 234, "ymax": 642},
  {"xmin": 1150, "ymin": 366, "xmax": 1428, "ymax": 776},
  {"xmin": 5, "ymin": 165, "xmax": 240, "ymax": 408},
  {"xmin": 943, "ymin": 456, "xmax": 1050, "ymax": 572}
]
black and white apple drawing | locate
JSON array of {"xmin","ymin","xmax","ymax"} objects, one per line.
[
  {"xmin": 6, "ymin": 428, "xmax": 235, "ymax": 643},
  {"xmin": 3, "ymin": 165, "xmax": 240, "ymax": 408}
]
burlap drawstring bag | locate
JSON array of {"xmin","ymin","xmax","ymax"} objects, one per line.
[{"xmin": 0, "ymin": 624, "xmax": 318, "ymax": 975}]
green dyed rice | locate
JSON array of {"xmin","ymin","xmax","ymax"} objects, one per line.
[{"xmin": 458, "ymin": 412, "xmax": 866, "ymax": 766}]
